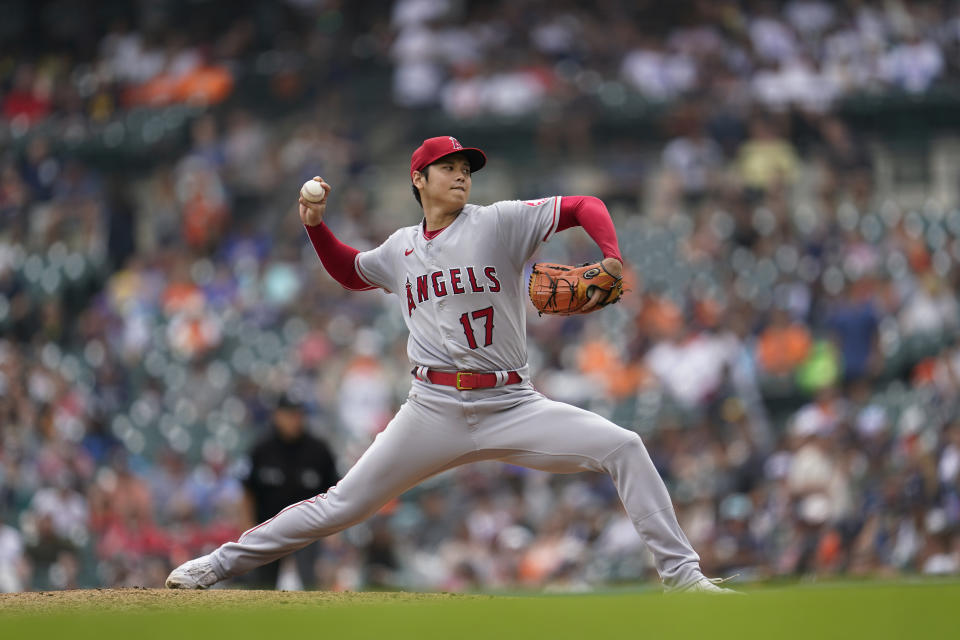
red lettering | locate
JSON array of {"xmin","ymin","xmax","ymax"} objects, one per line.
[
  {"xmin": 484, "ymin": 267, "xmax": 500, "ymax": 292},
  {"xmin": 406, "ymin": 281, "xmax": 416, "ymax": 317},
  {"xmin": 449, "ymin": 268, "xmax": 465, "ymax": 294},
  {"xmin": 466, "ymin": 267, "xmax": 484, "ymax": 293},
  {"xmin": 431, "ymin": 271, "xmax": 448, "ymax": 297},
  {"xmin": 416, "ymin": 275, "xmax": 429, "ymax": 303}
]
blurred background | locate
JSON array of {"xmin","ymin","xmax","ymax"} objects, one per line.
[{"xmin": 2, "ymin": 0, "xmax": 960, "ymax": 592}]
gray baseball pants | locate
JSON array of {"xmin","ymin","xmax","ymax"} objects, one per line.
[{"xmin": 210, "ymin": 380, "xmax": 703, "ymax": 588}]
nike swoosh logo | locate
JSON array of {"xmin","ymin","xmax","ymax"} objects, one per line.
[{"xmin": 404, "ymin": 248, "xmax": 414, "ymax": 256}]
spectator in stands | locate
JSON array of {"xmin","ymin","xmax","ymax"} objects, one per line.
[
  {"xmin": 645, "ymin": 319, "xmax": 736, "ymax": 410},
  {"xmin": 620, "ymin": 34, "xmax": 697, "ymax": 101},
  {"xmin": 0, "ymin": 514, "xmax": 29, "ymax": 593},
  {"xmin": 661, "ymin": 113, "xmax": 724, "ymax": 206},
  {"xmin": 756, "ymin": 307, "xmax": 813, "ymax": 378},
  {"xmin": 817, "ymin": 116, "xmax": 873, "ymax": 202},
  {"xmin": 879, "ymin": 28, "xmax": 944, "ymax": 94},
  {"xmin": 900, "ymin": 273, "xmax": 959, "ymax": 338},
  {"xmin": 736, "ymin": 115, "xmax": 800, "ymax": 195},
  {"xmin": 2, "ymin": 65, "xmax": 51, "ymax": 126},
  {"xmin": 26, "ymin": 472, "xmax": 88, "ymax": 544},
  {"xmin": 826, "ymin": 277, "xmax": 882, "ymax": 382}
]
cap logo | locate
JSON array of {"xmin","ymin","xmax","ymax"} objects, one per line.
[{"xmin": 449, "ymin": 137, "xmax": 463, "ymax": 150}]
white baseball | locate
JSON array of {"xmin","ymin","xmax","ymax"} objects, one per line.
[{"xmin": 301, "ymin": 179, "xmax": 327, "ymax": 203}]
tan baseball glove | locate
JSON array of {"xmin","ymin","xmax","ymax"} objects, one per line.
[{"xmin": 528, "ymin": 261, "xmax": 624, "ymax": 315}]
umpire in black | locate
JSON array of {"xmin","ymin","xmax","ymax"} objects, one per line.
[{"xmin": 241, "ymin": 394, "xmax": 339, "ymax": 589}]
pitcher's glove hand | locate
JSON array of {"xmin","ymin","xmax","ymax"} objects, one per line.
[{"xmin": 528, "ymin": 260, "xmax": 624, "ymax": 316}]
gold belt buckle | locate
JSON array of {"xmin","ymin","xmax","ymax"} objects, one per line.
[{"xmin": 455, "ymin": 372, "xmax": 475, "ymax": 390}]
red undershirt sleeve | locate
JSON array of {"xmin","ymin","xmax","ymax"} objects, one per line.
[
  {"xmin": 304, "ymin": 223, "xmax": 375, "ymax": 291},
  {"xmin": 556, "ymin": 196, "xmax": 623, "ymax": 262}
]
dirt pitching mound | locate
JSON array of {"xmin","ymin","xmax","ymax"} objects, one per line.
[{"xmin": 0, "ymin": 588, "xmax": 471, "ymax": 616}]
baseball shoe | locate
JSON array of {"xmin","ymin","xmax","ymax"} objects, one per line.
[
  {"xmin": 668, "ymin": 575, "xmax": 743, "ymax": 595},
  {"xmin": 165, "ymin": 554, "xmax": 220, "ymax": 589}
]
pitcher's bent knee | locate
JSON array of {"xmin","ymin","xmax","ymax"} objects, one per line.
[
  {"xmin": 600, "ymin": 432, "xmax": 650, "ymax": 471},
  {"xmin": 604, "ymin": 430, "xmax": 642, "ymax": 456}
]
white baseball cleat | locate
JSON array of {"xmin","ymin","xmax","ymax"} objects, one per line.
[
  {"xmin": 668, "ymin": 575, "xmax": 743, "ymax": 595},
  {"xmin": 165, "ymin": 555, "xmax": 220, "ymax": 589}
]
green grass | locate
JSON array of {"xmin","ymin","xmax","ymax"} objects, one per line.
[{"xmin": 3, "ymin": 581, "xmax": 957, "ymax": 640}]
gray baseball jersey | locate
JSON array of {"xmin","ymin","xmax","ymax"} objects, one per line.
[
  {"xmin": 206, "ymin": 197, "xmax": 706, "ymax": 590},
  {"xmin": 354, "ymin": 197, "xmax": 561, "ymax": 373}
]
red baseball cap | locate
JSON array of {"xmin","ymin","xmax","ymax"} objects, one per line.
[{"xmin": 410, "ymin": 136, "xmax": 486, "ymax": 182}]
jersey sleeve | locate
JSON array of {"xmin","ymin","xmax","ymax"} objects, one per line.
[
  {"xmin": 491, "ymin": 197, "xmax": 562, "ymax": 265},
  {"xmin": 354, "ymin": 230, "xmax": 403, "ymax": 293}
]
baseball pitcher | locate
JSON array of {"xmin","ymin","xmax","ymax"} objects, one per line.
[{"xmin": 166, "ymin": 136, "xmax": 736, "ymax": 594}]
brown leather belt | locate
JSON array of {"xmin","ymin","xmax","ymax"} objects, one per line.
[{"xmin": 412, "ymin": 368, "xmax": 522, "ymax": 390}]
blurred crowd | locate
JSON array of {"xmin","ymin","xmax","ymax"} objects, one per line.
[
  {"xmin": 0, "ymin": 0, "xmax": 387, "ymax": 147},
  {"xmin": 6, "ymin": 1, "xmax": 960, "ymax": 142},
  {"xmin": 3, "ymin": 0, "xmax": 960, "ymax": 594},
  {"xmin": 391, "ymin": 0, "xmax": 960, "ymax": 119}
]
